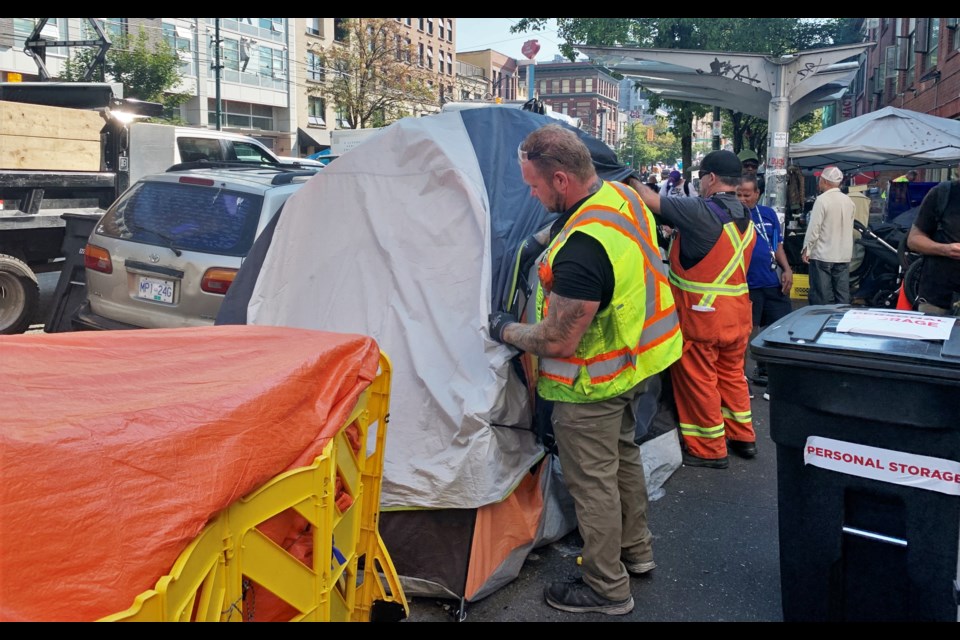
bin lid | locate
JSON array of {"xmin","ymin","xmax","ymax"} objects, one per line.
[{"xmin": 751, "ymin": 304, "xmax": 960, "ymax": 381}]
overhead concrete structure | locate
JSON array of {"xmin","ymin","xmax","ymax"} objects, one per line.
[{"xmin": 575, "ymin": 42, "xmax": 873, "ymax": 213}]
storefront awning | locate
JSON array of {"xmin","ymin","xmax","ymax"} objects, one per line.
[{"xmin": 297, "ymin": 127, "xmax": 327, "ymax": 152}]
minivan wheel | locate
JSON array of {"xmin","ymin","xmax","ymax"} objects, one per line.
[{"xmin": 0, "ymin": 253, "xmax": 40, "ymax": 334}]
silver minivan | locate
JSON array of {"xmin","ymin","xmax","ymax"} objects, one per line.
[{"xmin": 74, "ymin": 164, "xmax": 315, "ymax": 330}]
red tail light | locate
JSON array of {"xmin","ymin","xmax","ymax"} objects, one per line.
[
  {"xmin": 201, "ymin": 268, "xmax": 238, "ymax": 294},
  {"xmin": 83, "ymin": 243, "xmax": 113, "ymax": 273}
]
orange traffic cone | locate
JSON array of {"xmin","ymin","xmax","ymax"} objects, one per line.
[{"xmin": 895, "ymin": 283, "xmax": 912, "ymax": 310}]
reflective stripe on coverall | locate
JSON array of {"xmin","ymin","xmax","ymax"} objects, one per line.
[{"xmin": 667, "ymin": 208, "xmax": 756, "ymax": 459}]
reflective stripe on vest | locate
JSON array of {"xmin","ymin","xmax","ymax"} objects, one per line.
[
  {"xmin": 668, "ymin": 221, "xmax": 754, "ymax": 309},
  {"xmin": 538, "ymin": 183, "xmax": 680, "ymax": 385}
]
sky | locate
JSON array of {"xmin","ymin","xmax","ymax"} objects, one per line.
[{"xmin": 455, "ymin": 18, "xmax": 570, "ymax": 62}]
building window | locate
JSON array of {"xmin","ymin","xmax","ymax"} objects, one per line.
[
  {"xmin": 405, "ymin": 38, "xmax": 412, "ymax": 63},
  {"xmin": 418, "ymin": 18, "xmax": 424, "ymax": 31},
  {"xmin": 561, "ymin": 79, "xmax": 570, "ymax": 93},
  {"xmin": 925, "ymin": 18, "xmax": 940, "ymax": 71},
  {"xmin": 419, "ymin": 43, "xmax": 425, "ymax": 67},
  {"xmin": 258, "ymin": 46, "xmax": 285, "ymax": 81},
  {"xmin": 447, "ymin": 20, "xmax": 453, "ymax": 42},
  {"xmin": 906, "ymin": 18, "xmax": 916, "ymax": 88},
  {"xmin": 585, "ymin": 78, "xmax": 594, "ymax": 92},
  {"xmin": 439, "ymin": 20, "xmax": 444, "ymax": 40},
  {"xmin": 336, "ymin": 105, "xmax": 350, "ymax": 128},
  {"xmin": 307, "ymin": 18, "xmax": 321, "ymax": 37},
  {"xmin": 220, "ymin": 37, "xmax": 240, "ymax": 72},
  {"xmin": 307, "ymin": 51, "xmax": 324, "ymax": 82},
  {"xmin": 162, "ymin": 22, "xmax": 195, "ymax": 77},
  {"xmin": 208, "ymin": 99, "xmax": 274, "ymax": 131},
  {"xmin": 308, "ymin": 96, "xmax": 326, "ymax": 127},
  {"xmin": 427, "ymin": 18, "xmax": 434, "ymax": 36},
  {"xmin": 405, "ymin": 18, "xmax": 412, "ymax": 27},
  {"xmin": 539, "ymin": 79, "xmax": 547, "ymax": 94},
  {"xmin": 447, "ymin": 53, "xmax": 453, "ymax": 75},
  {"xmin": 427, "ymin": 47, "xmax": 433, "ymax": 72},
  {"xmin": 334, "ymin": 18, "xmax": 348, "ymax": 43}
]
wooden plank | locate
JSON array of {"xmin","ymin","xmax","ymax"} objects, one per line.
[
  {"xmin": 0, "ymin": 101, "xmax": 104, "ymax": 141},
  {"xmin": 0, "ymin": 134, "xmax": 102, "ymax": 170}
]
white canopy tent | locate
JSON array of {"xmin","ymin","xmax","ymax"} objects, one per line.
[{"xmin": 789, "ymin": 106, "xmax": 960, "ymax": 172}]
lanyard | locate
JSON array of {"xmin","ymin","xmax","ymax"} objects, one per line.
[{"xmin": 752, "ymin": 207, "xmax": 777, "ymax": 262}]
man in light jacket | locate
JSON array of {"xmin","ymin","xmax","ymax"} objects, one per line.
[{"xmin": 802, "ymin": 166, "xmax": 856, "ymax": 305}]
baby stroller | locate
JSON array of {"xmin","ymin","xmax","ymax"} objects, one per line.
[{"xmin": 851, "ymin": 213, "xmax": 923, "ymax": 309}]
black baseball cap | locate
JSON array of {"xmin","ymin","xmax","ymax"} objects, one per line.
[{"xmin": 700, "ymin": 150, "xmax": 743, "ymax": 178}]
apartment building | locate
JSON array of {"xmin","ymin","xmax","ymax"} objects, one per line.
[
  {"xmin": 0, "ymin": 18, "xmax": 299, "ymax": 155},
  {"xmin": 457, "ymin": 49, "xmax": 525, "ymax": 103},
  {"xmin": 520, "ymin": 61, "xmax": 620, "ymax": 148}
]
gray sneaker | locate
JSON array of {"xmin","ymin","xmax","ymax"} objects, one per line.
[
  {"xmin": 544, "ymin": 579, "xmax": 634, "ymax": 615},
  {"xmin": 623, "ymin": 558, "xmax": 657, "ymax": 575}
]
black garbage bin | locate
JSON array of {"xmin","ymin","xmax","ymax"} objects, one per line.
[
  {"xmin": 44, "ymin": 211, "xmax": 103, "ymax": 333},
  {"xmin": 751, "ymin": 304, "xmax": 960, "ymax": 622}
]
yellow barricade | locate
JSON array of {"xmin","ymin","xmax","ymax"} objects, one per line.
[
  {"xmin": 101, "ymin": 352, "xmax": 408, "ymax": 622},
  {"xmin": 790, "ymin": 273, "xmax": 810, "ymax": 301}
]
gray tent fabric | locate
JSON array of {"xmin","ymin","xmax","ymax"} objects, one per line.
[
  {"xmin": 214, "ymin": 106, "xmax": 682, "ymax": 600},
  {"xmin": 790, "ymin": 106, "xmax": 960, "ymax": 172}
]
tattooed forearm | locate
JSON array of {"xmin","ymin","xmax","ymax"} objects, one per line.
[{"xmin": 502, "ymin": 293, "xmax": 598, "ymax": 357}]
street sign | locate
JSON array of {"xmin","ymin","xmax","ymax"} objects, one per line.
[{"xmin": 521, "ymin": 40, "xmax": 540, "ymax": 60}]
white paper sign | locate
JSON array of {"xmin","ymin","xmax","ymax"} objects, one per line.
[
  {"xmin": 835, "ymin": 308, "xmax": 956, "ymax": 341},
  {"xmin": 773, "ymin": 132, "xmax": 788, "ymax": 148},
  {"xmin": 805, "ymin": 436, "xmax": 960, "ymax": 496}
]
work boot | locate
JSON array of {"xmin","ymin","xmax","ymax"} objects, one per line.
[
  {"xmin": 682, "ymin": 452, "xmax": 729, "ymax": 469},
  {"xmin": 727, "ymin": 439, "xmax": 758, "ymax": 459},
  {"xmin": 544, "ymin": 579, "xmax": 634, "ymax": 615}
]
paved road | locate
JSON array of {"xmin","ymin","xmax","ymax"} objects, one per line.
[
  {"xmin": 27, "ymin": 272, "xmax": 786, "ymax": 622},
  {"xmin": 404, "ymin": 366, "xmax": 782, "ymax": 623}
]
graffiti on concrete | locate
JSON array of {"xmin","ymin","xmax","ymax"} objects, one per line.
[
  {"xmin": 796, "ymin": 58, "xmax": 825, "ymax": 80},
  {"xmin": 698, "ymin": 57, "xmax": 761, "ymax": 84}
]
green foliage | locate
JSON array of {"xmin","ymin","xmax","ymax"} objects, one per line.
[
  {"xmin": 62, "ymin": 26, "xmax": 190, "ymax": 119},
  {"xmin": 514, "ymin": 18, "xmax": 861, "ymax": 166},
  {"xmin": 618, "ymin": 118, "xmax": 680, "ymax": 169},
  {"xmin": 313, "ymin": 18, "xmax": 435, "ymax": 129}
]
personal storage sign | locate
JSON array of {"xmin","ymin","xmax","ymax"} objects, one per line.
[{"xmin": 805, "ymin": 436, "xmax": 960, "ymax": 496}]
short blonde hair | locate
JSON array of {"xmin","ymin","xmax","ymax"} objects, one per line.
[{"xmin": 520, "ymin": 124, "xmax": 596, "ymax": 182}]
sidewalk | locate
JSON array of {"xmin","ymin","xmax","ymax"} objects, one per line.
[{"xmin": 404, "ymin": 368, "xmax": 781, "ymax": 622}]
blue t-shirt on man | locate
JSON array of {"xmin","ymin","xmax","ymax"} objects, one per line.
[{"xmin": 746, "ymin": 204, "xmax": 782, "ymax": 289}]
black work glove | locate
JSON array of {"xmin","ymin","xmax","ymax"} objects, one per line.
[{"xmin": 488, "ymin": 311, "xmax": 519, "ymax": 344}]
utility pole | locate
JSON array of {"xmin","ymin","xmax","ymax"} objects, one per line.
[
  {"xmin": 712, "ymin": 107, "xmax": 721, "ymax": 151},
  {"xmin": 213, "ymin": 19, "xmax": 223, "ymax": 130}
]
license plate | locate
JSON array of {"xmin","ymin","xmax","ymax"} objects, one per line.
[{"xmin": 137, "ymin": 276, "xmax": 175, "ymax": 304}]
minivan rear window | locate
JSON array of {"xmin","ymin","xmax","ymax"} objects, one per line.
[{"xmin": 98, "ymin": 181, "xmax": 264, "ymax": 257}]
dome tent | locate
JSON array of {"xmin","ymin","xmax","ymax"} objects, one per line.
[{"xmin": 216, "ymin": 106, "xmax": 680, "ymax": 604}]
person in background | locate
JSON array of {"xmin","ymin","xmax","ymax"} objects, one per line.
[
  {"xmin": 661, "ymin": 170, "xmax": 698, "ymax": 198},
  {"xmin": 906, "ymin": 162, "xmax": 960, "ymax": 316},
  {"xmin": 631, "ymin": 150, "xmax": 756, "ymax": 470},
  {"xmin": 738, "ymin": 173, "xmax": 792, "ymax": 395},
  {"xmin": 738, "ymin": 149, "xmax": 765, "ymax": 196},
  {"xmin": 646, "ymin": 172, "xmax": 661, "ymax": 193},
  {"xmin": 489, "ymin": 124, "xmax": 682, "ymax": 615},
  {"xmin": 802, "ymin": 166, "xmax": 855, "ymax": 305}
]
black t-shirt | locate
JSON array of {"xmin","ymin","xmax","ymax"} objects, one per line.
[
  {"xmin": 657, "ymin": 192, "xmax": 747, "ymax": 270},
  {"xmin": 914, "ymin": 181, "xmax": 960, "ymax": 308},
  {"xmin": 547, "ymin": 195, "xmax": 615, "ymax": 311}
]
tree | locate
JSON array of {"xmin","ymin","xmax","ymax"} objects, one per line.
[
  {"xmin": 62, "ymin": 26, "xmax": 190, "ymax": 121},
  {"xmin": 513, "ymin": 18, "xmax": 861, "ymax": 168},
  {"xmin": 313, "ymin": 18, "xmax": 436, "ymax": 129},
  {"xmin": 619, "ymin": 118, "xmax": 680, "ymax": 170}
]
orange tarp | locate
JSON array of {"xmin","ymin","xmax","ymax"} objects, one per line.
[{"xmin": 0, "ymin": 325, "xmax": 380, "ymax": 622}]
